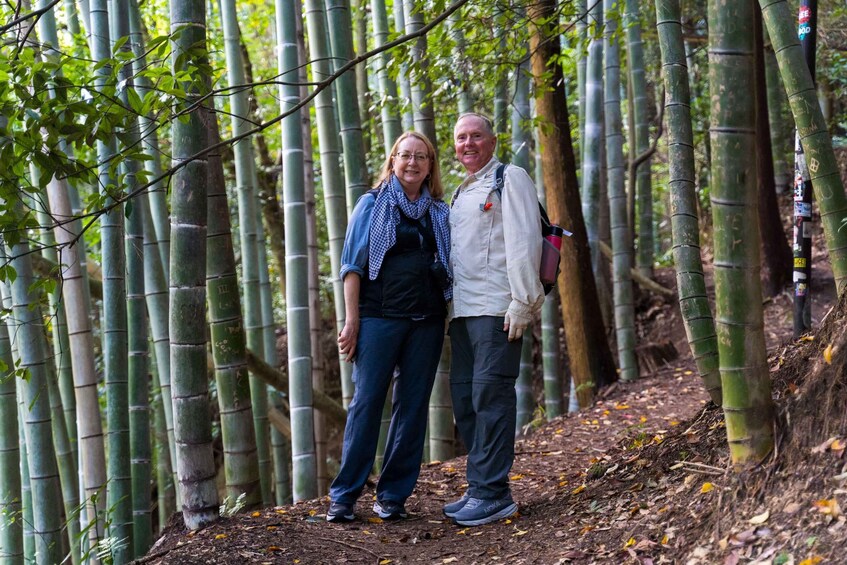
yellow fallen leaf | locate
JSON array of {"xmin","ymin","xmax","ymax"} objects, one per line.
[
  {"xmin": 812, "ymin": 499, "xmax": 841, "ymax": 516},
  {"xmin": 215, "ymin": 534, "xmax": 227, "ymax": 540},
  {"xmin": 832, "ymin": 439, "xmax": 845, "ymax": 452},
  {"xmin": 513, "ymin": 528, "xmax": 528, "ymax": 536},
  {"xmin": 555, "ymin": 428, "xmax": 564, "ymax": 434},
  {"xmin": 456, "ymin": 528, "xmax": 469, "ymax": 535},
  {"xmin": 367, "ymin": 517, "xmax": 384, "ymax": 524},
  {"xmin": 308, "ymin": 509, "xmax": 316, "ymax": 517},
  {"xmin": 748, "ymin": 510, "xmax": 769, "ymax": 524},
  {"xmin": 294, "ymin": 560, "xmax": 300, "ymax": 564},
  {"xmin": 572, "ymin": 484, "xmax": 586, "ymax": 494},
  {"xmin": 799, "ymin": 557, "xmax": 823, "ymax": 565},
  {"xmin": 266, "ymin": 526, "xmax": 277, "ymax": 531},
  {"xmin": 823, "ymin": 344, "xmax": 833, "ymax": 365},
  {"xmin": 504, "ymin": 519, "xmax": 512, "ymax": 524},
  {"xmin": 275, "ymin": 509, "xmax": 287, "ymax": 514},
  {"xmin": 379, "ymin": 560, "xmax": 392, "ymax": 565},
  {"xmin": 591, "ymin": 419, "xmax": 599, "ymax": 424},
  {"xmin": 267, "ymin": 546, "xmax": 282, "ymax": 551},
  {"xmin": 624, "ymin": 537, "xmax": 636, "ymax": 548},
  {"xmin": 443, "ymin": 558, "xmax": 459, "ymax": 564},
  {"xmin": 614, "ymin": 403, "xmax": 630, "ymax": 410},
  {"xmin": 684, "ymin": 370, "xmax": 693, "ymax": 375},
  {"xmin": 558, "ymin": 480, "xmax": 568, "ymax": 487},
  {"xmin": 800, "ymin": 335, "xmax": 815, "ymax": 342},
  {"xmin": 652, "ymin": 435, "xmax": 664, "ymax": 444},
  {"xmin": 510, "ymin": 474, "xmax": 524, "ymax": 480},
  {"xmin": 670, "ymin": 420, "xmax": 679, "ymax": 426},
  {"xmin": 579, "ymin": 525, "xmax": 594, "ymax": 535},
  {"xmin": 602, "ymin": 410, "xmax": 610, "ymax": 416},
  {"xmin": 661, "ymin": 534, "xmax": 669, "ymax": 545},
  {"xmin": 251, "ymin": 511, "xmax": 261, "ymax": 517},
  {"xmin": 701, "ymin": 482, "xmax": 714, "ymax": 493}
]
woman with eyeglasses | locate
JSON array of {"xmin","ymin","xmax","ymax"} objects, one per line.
[{"xmin": 326, "ymin": 132, "xmax": 451, "ymax": 523}]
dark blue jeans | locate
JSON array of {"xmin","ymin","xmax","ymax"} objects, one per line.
[
  {"xmin": 329, "ymin": 316, "xmax": 445, "ymax": 505},
  {"xmin": 449, "ymin": 316, "xmax": 522, "ymax": 500}
]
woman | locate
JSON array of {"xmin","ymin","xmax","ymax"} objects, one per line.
[{"xmin": 327, "ymin": 132, "xmax": 451, "ymax": 523}]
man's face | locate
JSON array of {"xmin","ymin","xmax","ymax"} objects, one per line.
[{"xmin": 454, "ymin": 116, "xmax": 497, "ymax": 174}]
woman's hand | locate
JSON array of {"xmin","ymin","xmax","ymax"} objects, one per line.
[{"xmin": 338, "ymin": 318, "xmax": 360, "ymax": 362}]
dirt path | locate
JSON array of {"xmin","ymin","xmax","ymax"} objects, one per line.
[{"xmin": 141, "ymin": 248, "xmax": 839, "ymax": 564}]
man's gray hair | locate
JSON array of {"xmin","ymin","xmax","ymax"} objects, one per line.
[{"xmin": 455, "ymin": 112, "xmax": 495, "ymax": 136}]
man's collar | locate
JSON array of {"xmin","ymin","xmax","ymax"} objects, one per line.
[{"xmin": 466, "ymin": 156, "xmax": 500, "ymax": 181}]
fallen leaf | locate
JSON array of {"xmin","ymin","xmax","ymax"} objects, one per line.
[
  {"xmin": 748, "ymin": 510, "xmax": 770, "ymax": 524},
  {"xmin": 251, "ymin": 511, "xmax": 261, "ymax": 517},
  {"xmin": 823, "ymin": 344, "xmax": 833, "ymax": 365},
  {"xmin": 513, "ymin": 528, "xmax": 528, "ymax": 536},
  {"xmin": 275, "ymin": 509, "xmax": 287, "ymax": 514},
  {"xmin": 799, "ymin": 557, "xmax": 823, "ymax": 565},
  {"xmin": 661, "ymin": 534, "xmax": 669, "ymax": 545},
  {"xmin": 701, "ymin": 482, "xmax": 715, "ymax": 494},
  {"xmin": 443, "ymin": 558, "xmax": 459, "ymax": 564},
  {"xmin": 379, "ymin": 560, "xmax": 392, "ymax": 565},
  {"xmin": 640, "ymin": 416, "xmax": 648, "ymax": 423},
  {"xmin": 308, "ymin": 509, "xmax": 316, "ymax": 517},
  {"xmin": 367, "ymin": 517, "xmax": 384, "ymax": 524},
  {"xmin": 614, "ymin": 403, "xmax": 630, "ymax": 410},
  {"xmin": 267, "ymin": 546, "xmax": 282, "ymax": 551},
  {"xmin": 800, "ymin": 335, "xmax": 815, "ymax": 342},
  {"xmin": 812, "ymin": 499, "xmax": 841, "ymax": 517},
  {"xmin": 684, "ymin": 370, "xmax": 693, "ymax": 376},
  {"xmin": 456, "ymin": 528, "xmax": 469, "ymax": 535},
  {"xmin": 624, "ymin": 537, "xmax": 636, "ymax": 548},
  {"xmin": 215, "ymin": 534, "xmax": 227, "ymax": 540},
  {"xmin": 510, "ymin": 474, "xmax": 524, "ymax": 481},
  {"xmin": 831, "ymin": 438, "xmax": 845, "ymax": 454},
  {"xmin": 572, "ymin": 484, "xmax": 586, "ymax": 494},
  {"xmin": 783, "ymin": 502, "xmax": 802, "ymax": 514}
]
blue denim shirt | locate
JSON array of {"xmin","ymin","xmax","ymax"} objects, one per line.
[{"xmin": 340, "ymin": 193, "xmax": 376, "ymax": 280}]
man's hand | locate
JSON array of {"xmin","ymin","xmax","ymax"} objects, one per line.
[
  {"xmin": 503, "ymin": 310, "xmax": 530, "ymax": 342},
  {"xmin": 338, "ymin": 318, "xmax": 360, "ymax": 362}
]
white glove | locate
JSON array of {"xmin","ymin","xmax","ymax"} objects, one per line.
[{"xmin": 503, "ymin": 309, "xmax": 531, "ymax": 342}]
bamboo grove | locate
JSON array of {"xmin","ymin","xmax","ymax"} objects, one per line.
[{"xmin": 1, "ymin": 0, "xmax": 846, "ymax": 562}]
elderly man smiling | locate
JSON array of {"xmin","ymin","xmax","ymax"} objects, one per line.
[{"xmin": 445, "ymin": 112, "xmax": 544, "ymax": 527}]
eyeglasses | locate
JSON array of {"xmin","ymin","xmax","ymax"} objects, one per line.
[{"xmin": 394, "ymin": 151, "xmax": 430, "ymax": 163}]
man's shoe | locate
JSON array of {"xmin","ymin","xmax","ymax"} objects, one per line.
[
  {"xmin": 326, "ymin": 501, "xmax": 355, "ymax": 523},
  {"xmin": 442, "ymin": 492, "xmax": 470, "ymax": 519},
  {"xmin": 451, "ymin": 496, "xmax": 518, "ymax": 527},
  {"xmin": 372, "ymin": 499, "xmax": 408, "ymax": 520}
]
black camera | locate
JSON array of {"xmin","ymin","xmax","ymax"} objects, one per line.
[{"xmin": 429, "ymin": 261, "xmax": 451, "ymax": 290}]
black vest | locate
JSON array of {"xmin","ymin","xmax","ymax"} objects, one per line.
[{"xmin": 360, "ymin": 206, "xmax": 447, "ymax": 319}]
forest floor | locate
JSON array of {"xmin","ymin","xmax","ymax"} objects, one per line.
[{"xmin": 138, "ymin": 215, "xmax": 846, "ymax": 564}]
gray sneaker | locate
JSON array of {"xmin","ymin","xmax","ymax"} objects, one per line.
[
  {"xmin": 373, "ymin": 499, "xmax": 408, "ymax": 520},
  {"xmin": 326, "ymin": 501, "xmax": 355, "ymax": 523},
  {"xmin": 451, "ymin": 496, "xmax": 518, "ymax": 527},
  {"xmin": 442, "ymin": 492, "xmax": 470, "ymax": 518}
]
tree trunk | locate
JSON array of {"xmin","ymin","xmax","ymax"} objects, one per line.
[
  {"xmin": 754, "ymin": 7, "xmax": 792, "ymax": 298},
  {"xmin": 529, "ymin": 0, "xmax": 617, "ymax": 408},
  {"xmin": 206, "ymin": 106, "xmax": 262, "ymax": 508},
  {"xmin": 326, "ymin": 0, "xmax": 371, "ymax": 208},
  {"xmin": 604, "ymin": 0, "xmax": 638, "ymax": 381},
  {"xmin": 0, "ymin": 294, "xmax": 23, "ymax": 562},
  {"xmin": 759, "ymin": 0, "xmax": 847, "ymax": 295},
  {"xmin": 403, "ymin": 0, "xmax": 437, "ymax": 147},
  {"xmin": 708, "ymin": 0, "xmax": 773, "ymax": 465},
  {"xmin": 370, "ymin": 0, "xmax": 402, "ymax": 157},
  {"xmin": 169, "ymin": 0, "xmax": 220, "ymax": 528},
  {"xmin": 304, "ymin": 0, "xmax": 354, "ymax": 407},
  {"xmin": 280, "ymin": 0, "xmax": 319, "ymax": 501},
  {"xmin": 625, "ymin": 0, "xmax": 654, "ymax": 278},
  {"xmin": 655, "ymin": 0, "xmax": 722, "ymax": 405}
]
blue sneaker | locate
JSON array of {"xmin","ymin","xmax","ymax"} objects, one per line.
[
  {"xmin": 451, "ymin": 496, "xmax": 518, "ymax": 526},
  {"xmin": 373, "ymin": 499, "xmax": 408, "ymax": 520},
  {"xmin": 442, "ymin": 492, "xmax": 470, "ymax": 518}
]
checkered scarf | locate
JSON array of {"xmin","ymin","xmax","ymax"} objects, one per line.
[{"xmin": 368, "ymin": 174, "xmax": 452, "ymax": 301}]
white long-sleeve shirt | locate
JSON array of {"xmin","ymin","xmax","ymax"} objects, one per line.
[{"xmin": 449, "ymin": 157, "xmax": 544, "ymax": 320}]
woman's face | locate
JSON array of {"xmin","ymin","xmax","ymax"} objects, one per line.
[{"xmin": 392, "ymin": 137, "xmax": 432, "ymax": 195}]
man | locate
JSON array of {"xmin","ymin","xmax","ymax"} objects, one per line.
[{"xmin": 446, "ymin": 113, "xmax": 544, "ymax": 526}]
